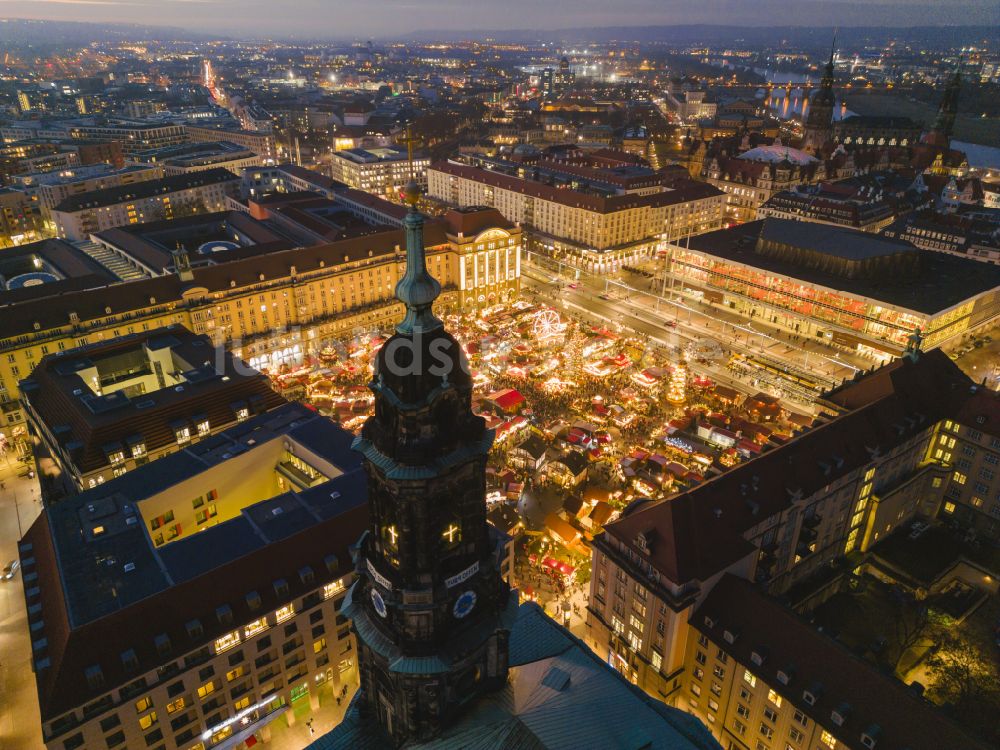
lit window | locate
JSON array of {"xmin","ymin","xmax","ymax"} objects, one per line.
[
  {"xmin": 821, "ymin": 730, "xmax": 837, "ymax": 748},
  {"xmin": 138, "ymin": 711, "xmax": 157, "ymax": 730},
  {"xmin": 166, "ymin": 697, "xmax": 185, "ymax": 714},
  {"xmin": 196, "ymin": 419, "xmax": 210, "ymax": 436},
  {"xmin": 244, "ymin": 618, "xmax": 269, "ymax": 638},
  {"xmin": 944, "ymin": 502, "xmax": 956, "ymax": 514},
  {"xmin": 197, "ymin": 681, "xmax": 216, "ymax": 699},
  {"xmin": 135, "ymin": 696, "xmax": 152, "ymax": 713},
  {"xmin": 767, "ymin": 688, "xmax": 782, "ymax": 707},
  {"xmin": 213, "ymin": 630, "xmax": 240, "ymax": 654},
  {"xmin": 743, "ymin": 669, "xmax": 757, "ymax": 687},
  {"xmin": 323, "ymin": 579, "xmax": 346, "ymax": 600},
  {"xmin": 226, "ymin": 665, "xmax": 244, "ymax": 682},
  {"xmin": 275, "ymin": 604, "xmax": 295, "ymax": 623}
]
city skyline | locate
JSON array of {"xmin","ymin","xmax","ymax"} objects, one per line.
[
  {"xmin": 1, "ymin": 13, "xmax": 999, "ymax": 750},
  {"xmin": 2, "ymin": 0, "xmax": 999, "ymax": 39}
]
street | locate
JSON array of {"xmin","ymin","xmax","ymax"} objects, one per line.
[{"xmin": 0, "ymin": 452, "xmax": 44, "ymax": 750}]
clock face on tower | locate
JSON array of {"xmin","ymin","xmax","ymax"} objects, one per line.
[
  {"xmin": 371, "ymin": 587, "xmax": 388, "ymax": 618},
  {"xmin": 453, "ymin": 590, "xmax": 477, "ymax": 619}
]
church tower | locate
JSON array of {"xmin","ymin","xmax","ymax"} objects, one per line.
[
  {"xmin": 923, "ymin": 66, "xmax": 961, "ymax": 147},
  {"xmin": 802, "ymin": 38, "xmax": 837, "ymax": 153},
  {"xmin": 342, "ymin": 179, "xmax": 517, "ymax": 746}
]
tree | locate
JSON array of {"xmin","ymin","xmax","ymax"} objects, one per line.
[
  {"xmin": 889, "ymin": 595, "xmax": 946, "ymax": 675},
  {"xmin": 925, "ymin": 629, "xmax": 1000, "ymax": 746},
  {"xmin": 927, "ymin": 632, "xmax": 1000, "ymax": 708}
]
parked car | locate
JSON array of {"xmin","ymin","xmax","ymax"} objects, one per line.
[{"xmin": 2, "ymin": 560, "xmax": 19, "ymax": 580}]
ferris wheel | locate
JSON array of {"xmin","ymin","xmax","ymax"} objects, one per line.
[{"xmin": 532, "ymin": 309, "xmax": 563, "ymax": 339}]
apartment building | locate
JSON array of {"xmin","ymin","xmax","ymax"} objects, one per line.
[
  {"xmin": 585, "ymin": 351, "xmax": 995, "ymax": 750},
  {"xmin": 328, "ymin": 146, "xmax": 429, "ymax": 198},
  {"xmin": 19, "ymin": 402, "xmax": 367, "ymax": 750},
  {"xmin": 684, "ymin": 575, "xmax": 986, "ymax": 750},
  {"xmin": 20, "ymin": 326, "xmax": 286, "ymax": 498},
  {"xmin": 68, "ymin": 122, "xmax": 189, "ymax": 156},
  {"xmin": 0, "ymin": 201, "xmax": 519, "ymax": 451},
  {"xmin": 13, "ymin": 163, "xmax": 165, "ymax": 216},
  {"xmin": 51, "ymin": 168, "xmax": 241, "ymax": 241},
  {"xmin": 0, "ymin": 186, "xmax": 44, "ymax": 247},
  {"xmin": 428, "ymin": 159, "xmax": 724, "ymax": 273},
  {"xmin": 186, "ymin": 124, "xmax": 276, "ymax": 163}
]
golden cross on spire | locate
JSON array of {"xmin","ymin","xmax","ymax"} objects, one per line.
[
  {"xmin": 399, "ymin": 123, "xmax": 422, "ymax": 182},
  {"xmin": 399, "ymin": 123, "xmax": 424, "ymax": 207}
]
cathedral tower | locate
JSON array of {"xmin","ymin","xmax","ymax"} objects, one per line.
[
  {"xmin": 342, "ymin": 180, "xmax": 517, "ymax": 745},
  {"xmin": 923, "ymin": 65, "xmax": 961, "ymax": 147},
  {"xmin": 802, "ymin": 38, "xmax": 837, "ymax": 153}
]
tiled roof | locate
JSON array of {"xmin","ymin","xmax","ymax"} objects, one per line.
[
  {"xmin": 604, "ymin": 351, "xmax": 975, "ymax": 585},
  {"xmin": 430, "ymin": 160, "xmax": 722, "ymax": 214}
]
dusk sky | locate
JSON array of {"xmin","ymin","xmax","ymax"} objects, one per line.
[{"xmin": 2, "ymin": 0, "xmax": 999, "ymax": 39}]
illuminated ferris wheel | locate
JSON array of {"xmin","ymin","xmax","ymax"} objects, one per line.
[{"xmin": 532, "ymin": 309, "xmax": 564, "ymax": 339}]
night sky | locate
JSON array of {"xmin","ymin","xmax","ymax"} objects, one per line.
[{"xmin": 3, "ymin": 0, "xmax": 999, "ymax": 39}]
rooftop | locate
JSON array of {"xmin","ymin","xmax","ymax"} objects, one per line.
[
  {"xmin": 695, "ymin": 574, "xmax": 989, "ymax": 750},
  {"xmin": 93, "ymin": 210, "xmax": 292, "ymax": 272},
  {"xmin": 20, "ymin": 324, "xmax": 286, "ymax": 474},
  {"xmin": 685, "ymin": 219, "xmax": 1000, "ymax": 315},
  {"xmin": 431, "ymin": 160, "xmax": 722, "ymax": 214},
  {"xmin": 21, "ymin": 401, "xmax": 368, "ymax": 720},
  {"xmin": 310, "ymin": 602, "xmax": 722, "ymax": 750},
  {"xmin": 0, "ymin": 238, "xmax": 118, "ymax": 303},
  {"xmin": 604, "ymin": 351, "xmax": 978, "ymax": 585},
  {"xmin": 52, "ymin": 167, "xmax": 240, "ymax": 213},
  {"xmin": 738, "ymin": 144, "xmax": 817, "ymax": 165}
]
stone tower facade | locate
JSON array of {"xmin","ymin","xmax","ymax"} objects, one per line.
[{"xmin": 342, "ymin": 181, "xmax": 517, "ymax": 746}]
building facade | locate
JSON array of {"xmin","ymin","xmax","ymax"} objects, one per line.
[
  {"xmin": 0, "ymin": 187, "xmax": 519, "ymax": 451},
  {"xmin": 51, "ymin": 168, "xmax": 241, "ymax": 241},
  {"xmin": 20, "ymin": 403, "xmax": 369, "ymax": 750},
  {"xmin": 328, "ymin": 146, "xmax": 429, "ymax": 199},
  {"xmin": 666, "ymin": 219, "xmax": 1000, "ymax": 357},
  {"xmin": 428, "ymin": 159, "xmax": 724, "ymax": 273},
  {"xmin": 585, "ymin": 351, "xmax": 995, "ymax": 750}
]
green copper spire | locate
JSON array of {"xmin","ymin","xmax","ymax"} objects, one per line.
[{"xmin": 395, "ymin": 180, "xmax": 443, "ymax": 335}]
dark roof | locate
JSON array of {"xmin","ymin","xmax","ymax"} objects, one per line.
[
  {"xmin": 514, "ymin": 433, "xmax": 548, "ymax": 460},
  {"xmin": 604, "ymin": 351, "xmax": 975, "ymax": 584},
  {"xmin": 759, "ymin": 217, "xmax": 917, "ymax": 261},
  {"xmin": 554, "ymin": 450, "xmax": 588, "ymax": 475},
  {"xmin": 310, "ymin": 602, "xmax": 722, "ymax": 750},
  {"xmin": 443, "ymin": 206, "xmax": 517, "ymax": 237},
  {"xmin": 52, "ymin": 168, "xmax": 239, "ymax": 213},
  {"xmin": 21, "ymin": 403, "xmax": 368, "ymax": 720},
  {"xmin": 0, "ymin": 222, "xmax": 450, "ymax": 340},
  {"xmin": 20, "ymin": 325, "xmax": 286, "ymax": 473},
  {"xmin": 695, "ymin": 575, "xmax": 990, "ymax": 750},
  {"xmin": 0, "ymin": 238, "xmax": 118, "ymax": 305},
  {"xmin": 93, "ymin": 210, "xmax": 291, "ymax": 271},
  {"xmin": 686, "ymin": 220, "xmax": 1000, "ymax": 315},
  {"xmin": 430, "ymin": 160, "xmax": 723, "ymax": 213}
]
